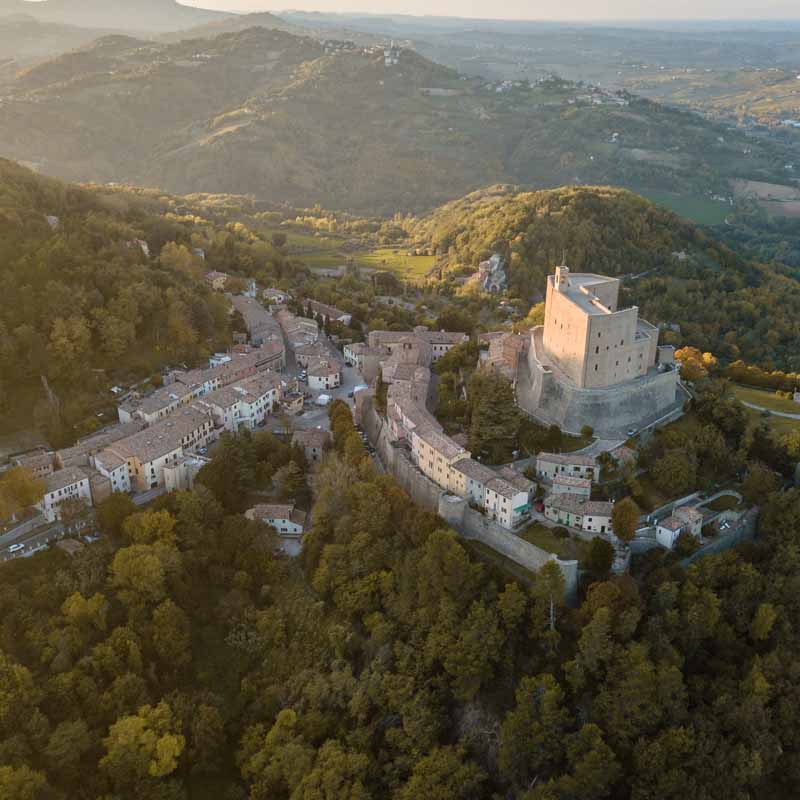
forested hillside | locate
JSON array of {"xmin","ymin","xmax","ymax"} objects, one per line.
[
  {"xmin": 0, "ymin": 25, "xmax": 794, "ymax": 214},
  {"xmin": 0, "ymin": 160, "xmax": 289, "ymax": 443},
  {"xmin": 2, "ymin": 399, "xmax": 800, "ymax": 799},
  {"xmin": 410, "ymin": 185, "xmax": 800, "ymax": 370}
]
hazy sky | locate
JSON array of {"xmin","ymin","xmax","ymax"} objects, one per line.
[{"xmin": 181, "ymin": 0, "xmax": 800, "ymax": 21}]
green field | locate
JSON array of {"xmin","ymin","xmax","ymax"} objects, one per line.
[
  {"xmin": 640, "ymin": 190, "xmax": 731, "ymax": 225},
  {"xmin": 732, "ymin": 384, "xmax": 800, "ymax": 414},
  {"xmin": 300, "ymin": 246, "xmax": 437, "ymax": 280},
  {"xmin": 355, "ymin": 248, "xmax": 437, "ymax": 278},
  {"xmin": 519, "ymin": 523, "xmax": 590, "ymax": 564}
]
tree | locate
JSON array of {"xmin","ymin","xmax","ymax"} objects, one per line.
[
  {"xmin": 196, "ymin": 432, "xmax": 257, "ymax": 511},
  {"xmin": 611, "ymin": 497, "xmax": 640, "ymax": 543},
  {"xmin": 58, "ymin": 496, "xmax": 90, "ymax": 534},
  {"xmin": 151, "ymin": 600, "xmax": 191, "ymax": 671},
  {"xmin": 274, "ymin": 461, "xmax": 309, "ymax": 505},
  {"xmin": 396, "ymin": 746, "xmax": 485, "ymax": 800},
  {"xmin": 468, "ymin": 370, "xmax": 519, "ymax": 463},
  {"xmin": 500, "ymin": 674, "xmax": 570, "ymax": 787},
  {"xmin": 110, "ymin": 545, "xmax": 169, "ymax": 608},
  {"xmin": 0, "ymin": 467, "xmax": 45, "ymax": 520},
  {"xmin": 0, "ymin": 765, "xmax": 50, "ymax": 800},
  {"xmin": 742, "ymin": 462, "xmax": 779, "ymax": 505},
  {"xmin": 96, "ymin": 493, "xmax": 137, "ymax": 537},
  {"xmin": 100, "ymin": 702, "xmax": 185, "ymax": 791},
  {"xmin": 580, "ymin": 425, "xmax": 594, "ymax": 439},
  {"xmin": 123, "ymin": 510, "xmax": 177, "ymax": 546},
  {"xmin": 292, "ymin": 740, "xmax": 370, "ymax": 800},
  {"xmin": 651, "ymin": 450, "xmax": 697, "ymax": 496},
  {"xmin": 586, "ymin": 538, "xmax": 615, "ymax": 579}
]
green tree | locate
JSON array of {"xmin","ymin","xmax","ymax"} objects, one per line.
[
  {"xmin": 100, "ymin": 702, "xmax": 185, "ymax": 792},
  {"xmin": 742, "ymin": 462, "xmax": 779, "ymax": 505},
  {"xmin": 651, "ymin": 450, "xmax": 697, "ymax": 496},
  {"xmin": 586, "ymin": 538, "xmax": 615, "ymax": 580},
  {"xmin": 96, "ymin": 492, "xmax": 138, "ymax": 537},
  {"xmin": 395, "ymin": 746, "xmax": 485, "ymax": 800},
  {"xmin": 500, "ymin": 674, "xmax": 570, "ymax": 787},
  {"xmin": 468, "ymin": 370, "xmax": 519, "ymax": 463},
  {"xmin": 611, "ymin": 497, "xmax": 641, "ymax": 543}
]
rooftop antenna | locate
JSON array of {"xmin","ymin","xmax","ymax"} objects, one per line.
[{"xmin": 561, "ymin": 249, "xmax": 567, "ymax": 266}]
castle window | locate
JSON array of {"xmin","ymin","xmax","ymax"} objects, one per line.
[
  {"xmin": 595, "ymin": 346, "xmax": 599, "ymax": 354},
  {"xmin": 621, "ymin": 339, "xmax": 624, "ymax": 346},
  {"xmin": 594, "ymin": 365, "xmax": 598, "ymax": 371}
]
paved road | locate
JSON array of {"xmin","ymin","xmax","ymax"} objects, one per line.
[
  {"xmin": 740, "ymin": 400, "xmax": 800, "ymax": 420},
  {"xmin": 0, "ymin": 520, "xmax": 64, "ymax": 562}
]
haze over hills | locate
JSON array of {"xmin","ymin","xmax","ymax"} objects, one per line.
[
  {"xmin": 0, "ymin": 0, "xmax": 231, "ymax": 31},
  {"xmin": 0, "ymin": 24, "xmax": 795, "ymax": 216}
]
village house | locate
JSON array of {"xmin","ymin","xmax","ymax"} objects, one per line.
[
  {"xmin": 12, "ymin": 450, "xmax": 54, "ymax": 479},
  {"xmin": 411, "ymin": 426, "xmax": 469, "ymax": 492},
  {"xmin": 92, "ymin": 449, "xmax": 131, "ymax": 494},
  {"xmin": 656, "ymin": 505, "xmax": 704, "ymax": 549},
  {"xmin": 106, "ymin": 407, "xmax": 215, "ymax": 492},
  {"xmin": 344, "ymin": 342, "xmax": 389, "ymax": 384},
  {"xmin": 230, "ymin": 295, "xmax": 285, "ymax": 348},
  {"xmin": 552, "ymin": 474, "xmax": 592, "ymax": 499},
  {"xmin": 205, "ymin": 270, "xmax": 229, "ymax": 291},
  {"xmin": 451, "ymin": 457, "xmax": 498, "ymax": 507},
  {"xmin": 263, "ymin": 288, "xmax": 290, "ymax": 306},
  {"xmin": 37, "ymin": 466, "xmax": 93, "ymax": 523},
  {"xmin": 245, "ymin": 503, "xmax": 309, "ymax": 557},
  {"xmin": 195, "ymin": 373, "xmax": 280, "ymax": 433},
  {"xmin": 485, "ymin": 467, "xmax": 535, "ymax": 528},
  {"xmin": 306, "ymin": 299, "xmax": 352, "ymax": 327},
  {"xmin": 275, "ymin": 307, "xmax": 319, "ymax": 349},
  {"xmin": 535, "ymin": 452, "xmax": 597, "ymax": 482},
  {"xmin": 485, "ymin": 473, "xmax": 533, "ymax": 529},
  {"xmin": 368, "ymin": 327, "xmax": 468, "ymax": 362},
  {"xmin": 295, "ymin": 340, "xmax": 333, "ymax": 368},
  {"xmin": 544, "ymin": 494, "xmax": 614, "ymax": 535},
  {"xmin": 292, "ymin": 429, "xmax": 331, "ymax": 464},
  {"xmin": 307, "ymin": 359, "xmax": 342, "ymax": 391}
]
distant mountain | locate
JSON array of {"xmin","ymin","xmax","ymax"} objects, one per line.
[
  {"xmin": 0, "ymin": 25, "xmax": 795, "ymax": 215},
  {"xmin": 0, "ymin": 0, "xmax": 231, "ymax": 32},
  {"xmin": 0, "ymin": 16, "xmax": 133, "ymax": 76}
]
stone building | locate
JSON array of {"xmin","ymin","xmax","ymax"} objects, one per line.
[{"xmin": 516, "ymin": 266, "xmax": 683, "ymax": 437}]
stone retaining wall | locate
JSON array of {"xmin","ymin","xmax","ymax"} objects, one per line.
[{"xmin": 358, "ymin": 394, "xmax": 578, "ymax": 601}]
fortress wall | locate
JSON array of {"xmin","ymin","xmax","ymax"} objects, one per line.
[
  {"xmin": 360, "ymin": 397, "xmax": 578, "ymax": 600},
  {"xmin": 517, "ymin": 351, "xmax": 682, "ymax": 438}
]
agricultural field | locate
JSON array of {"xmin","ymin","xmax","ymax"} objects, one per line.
[
  {"xmin": 354, "ymin": 248, "xmax": 437, "ymax": 279},
  {"xmin": 640, "ymin": 189, "xmax": 731, "ymax": 225}
]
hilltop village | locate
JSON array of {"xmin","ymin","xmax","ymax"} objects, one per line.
[{"xmin": 3, "ymin": 263, "xmax": 760, "ymax": 589}]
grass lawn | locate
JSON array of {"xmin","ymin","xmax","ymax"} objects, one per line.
[
  {"xmin": 705, "ymin": 493, "xmax": 741, "ymax": 513},
  {"xmin": 732, "ymin": 384, "xmax": 800, "ymax": 414},
  {"xmin": 640, "ymin": 189, "xmax": 730, "ymax": 225},
  {"xmin": 519, "ymin": 523, "xmax": 591, "ymax": 564},
  {"xmin": 463, "ymin": 539, "xmax": 536, "ymax": 585},
  {"xmin": 354, "ymin": 248, "xmax": 437, "ymax": 279}
]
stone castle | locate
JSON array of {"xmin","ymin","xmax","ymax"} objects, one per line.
[{"xmin": 516, "ymin": 266, "xmax": 685, "ymax": 437}]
